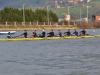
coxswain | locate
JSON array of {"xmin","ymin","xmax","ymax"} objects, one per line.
[
  {"xmin": 47, "ymin": 29, "xmax": 55, "ymax": 37},
  {"xmin": 7, "ymin": 32, "xmax": 13, "ymax": 38},
  {"xmin": 64, "ymin": 29, "xmax": 71, "ymax": 36},
  {"xmin": 73, "ymin": 29, "xmax": 78, "ymax": 36}
]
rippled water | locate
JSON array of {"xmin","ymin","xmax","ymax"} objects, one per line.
[{"xmin": 0, "ymin": 29, "xmax": 100, "ymax": 75}]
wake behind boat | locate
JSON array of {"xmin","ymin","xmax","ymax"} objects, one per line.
[{"xmin": 0, "ymin": 31, "xmax": 16, "ymax": 35}]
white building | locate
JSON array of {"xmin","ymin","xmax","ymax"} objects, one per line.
[
  {"xmin": 84, "ymin": 0, "xmax": 91, "ymax": 2},
  {"xmin": 64, "ymin": 14, "xmax": 71, "ymax": 21},
  {"xmin": 68, "ymin": 0, "xmax": 91, "ymax": 3},
  {"xmin": 80, "ymin": 0, "xmax": 83, "ymax": 1}
]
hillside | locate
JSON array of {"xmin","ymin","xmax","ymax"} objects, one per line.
[
  {"xmin": 52, "ymin": 0, "xmax": 100, "ymax": 19},
  {"xmin": 0, "ymin": 0, "xmax": 48, "ymax": 8},
  {"xmin": 0, "ymin": 0, "xmax": 100, "ymax": 19}
]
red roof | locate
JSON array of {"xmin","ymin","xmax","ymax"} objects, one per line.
[{"xmin": 93, "ymin": 14, "xmax": 100, "ymax": 16}]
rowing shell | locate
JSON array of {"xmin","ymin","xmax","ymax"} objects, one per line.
[
  {"xmin": 95, "ymin": 35, "xmax": 100, "ymax": 37},
  {"xmin": 0, "ymin": 35, "xmax": 97, "ymax": 41}
]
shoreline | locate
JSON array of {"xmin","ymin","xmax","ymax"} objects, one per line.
[
  {"xmin": 0, "ymin": 25, "xmax": 79, "ymax": 31},
  {"xmin": 0, "ymin": 28, "xmax": 78, "ymax": 31}
]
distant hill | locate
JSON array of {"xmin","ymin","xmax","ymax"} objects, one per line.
[
  {"xmin": 52, "ymin": 0, "xmax": 100, "ymax": 19},
  {"xmin": 0, "ymin": 0, "xmax": 48, "ymax": 8},
  {"xmin": 0, "ymin": 0, "xmax": 69, "ymax": 8},
  {"xmin": 0, "ymin": 0, "xmax": 100, "ymax": 19}
]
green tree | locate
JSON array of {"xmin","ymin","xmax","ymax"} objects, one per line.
[{"xmin": 0, "ymin": 7, "xmax": 58, "ymax": 22}]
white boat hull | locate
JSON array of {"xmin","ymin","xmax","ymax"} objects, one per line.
[{"xmin": 0, "ymin": 31, "xmax": 16, "ymax": 35}]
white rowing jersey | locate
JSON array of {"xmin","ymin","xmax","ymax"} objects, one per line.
[{"xmin": 7, "ymin": 34, "xmax": 12, "ymax": 38}]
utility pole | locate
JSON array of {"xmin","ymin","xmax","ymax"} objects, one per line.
[
  {"xmin": 47, "ymin": 0, "xmax": 49, "ymax": 25},
  {"xmin": 23, "ymin": 4, "xmax": 25, "ymax": 25},
  {"xmin": 68, "ymin": 6, "xmax": 70, "ymax": 26},
  {"xmin": 86, "ymin": 5, "xmax": 89, "ymax": 23},
  {"xmin": 47, "ymin": 5, "xmax": 49, "ymax": 25},
  {"xmin": 80, "ymin": 7, "xmax": 81, "ymax": 21},
  {"xmin": 79, "ymin": 7, "xmax": 82, "ymax": 25}
]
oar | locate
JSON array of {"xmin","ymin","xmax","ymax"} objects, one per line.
[
  {"xmin": 86, "ymin": 34, "xmax": 96, "ymax": 36},
  {"xmin": 13, "ymin": 34, "xmax": 23, "ymax": 38}
]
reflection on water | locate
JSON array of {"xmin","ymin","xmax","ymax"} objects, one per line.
[{"xmin": 0, "ymin": 29, "xmax": 100, "ymax": 75}]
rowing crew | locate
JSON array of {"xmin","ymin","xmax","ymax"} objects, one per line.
[{"xmin": 7, "ymin": 29, "xmax": 86, "ymax": 38}]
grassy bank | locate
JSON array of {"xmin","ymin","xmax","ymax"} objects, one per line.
[{"xmin": 0, "ymin": 25, "xmax": 78, "ymax": 30}]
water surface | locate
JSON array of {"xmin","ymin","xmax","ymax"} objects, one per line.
[{"xmin": 0, "ymin": 29, "xmax": 100, "ymax": 75}]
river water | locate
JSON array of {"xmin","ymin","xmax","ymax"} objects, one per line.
[{"xmin": 0, "ymin": 29, "xmax": 100, "ymax": 75}]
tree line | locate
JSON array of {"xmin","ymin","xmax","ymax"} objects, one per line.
[{"xmin": 0, "ymin": 7, "xmax": 58, "ymax": 22}]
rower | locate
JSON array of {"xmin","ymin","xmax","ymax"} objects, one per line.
[
  {"xmin": 64, "ymin": 29, "xmax": 71, "ymax": 36},
  {"xmin": 21, "ymin": 30, "xmax": 28, "ymax": 38},
  {"xmin": 73, "ymin": 29, "xmax": 78, "ymax": 36},
  {"xmin": 7, "ymin": 32, "xmax": 12, "ymax": 38},
  {"xmin": 47, "ymin": 29, "xmax": 55, "ymax": 37},
  {"xmin": 30, "ymin": 30, "xmax": 37, "ymax": 37},
  {"xmin": 80, "ymin": 29, "xmax": 86, "ymax": 36},
  {"xmin": 56, "ymin": 30, "xmax": 62, "ymax": 37},
  {"xmin": 39, "ymin": 29, "xmax": 46, "ymax": 37}
]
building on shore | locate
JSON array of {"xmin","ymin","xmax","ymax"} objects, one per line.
[
  {"xmin": 58, "ymin": 17, "xmax": 64, "ymax": 22},
  {"xmin": 64, "ymin": 14, "xmax": 71, "ymax": 21},
  {"xmin": 54, "ymin": 1, "xmax": 61, "ymax": 8},
  {"xmin": 92, "ymin": 14, "xmax": 100, "ymax": 22},
  {"xmin": 58, "ymin": 13, "xmax": 71, "ymax": 22},
  {"xmin": 58, "ymin": 14, "xmax": 71, "ymax": 22},
  {"xmin": 68, "ymin": 0, "xmax": 91, "ymax": 4}
]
